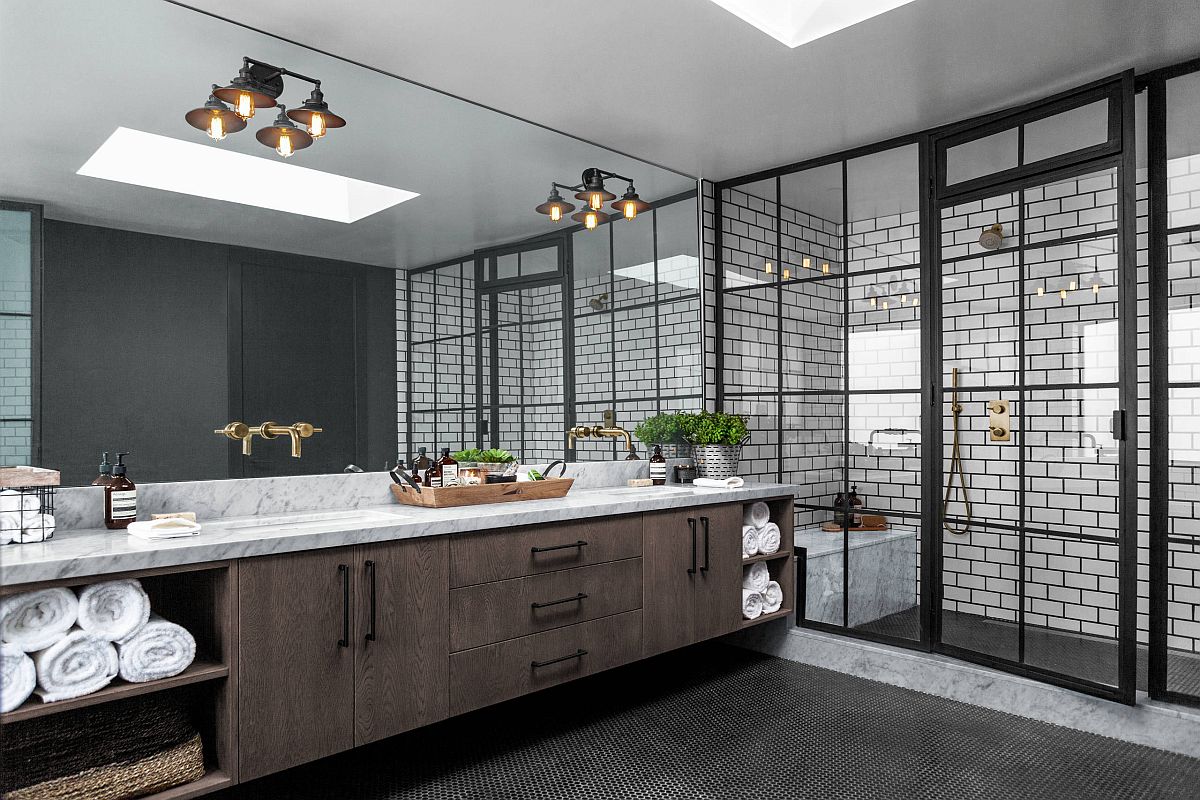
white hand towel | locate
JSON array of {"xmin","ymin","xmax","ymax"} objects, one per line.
[
  {"xmin": 1, "ymin": 643, "xmax": 36, "ymax": 712},
  {"xmin": 17, "ymin": 512, "xmax": 55, "ymax": 543},
  {"xmin": 741, "ymin": 525, "xmax": 761, "ymax": 558},
  {"xmin": 0, "ymin": 511, "xmax": 21, "ymax": 544},
  {"xmin": 34, "ymin": 628, "xmax": 118, "ymax": 702},
  {"xmin": 762, "ymin": 580, "xmax": 784, "ymax": 614},
  {"xmin": 757, "ymin": 521, "xmax": 781, "ymax": 555},
  {"xmin": 127, "ymin": 517, "xmax": 202, "ymax": 540},
  {"xmin": 693, "ymin": 476, "xmax": 745, "ymax": 489},
  {"xmin": 0, "ymin": 587, "xmax": 79, "ymax": 652},
  {"xmin": 76, "ymin": 579, "xmax": 151, "ymax": 643},
  {"xmin": 0, "ymin": 489, "xmax": 40, "ymax": 515},
  {"xmin": 743, "ymin": 560, "xmax": 770, "ymax": 593},
  {"xmin": 117, "ymin": 614, "xmax": 196, "ymax": 683},
  {"xmin": 742, "ymin": 589, "xmax": 764, "ymax": 620},
  {"xmin": 743, "ymin": 501, "xmax": 769, "ymax": 529}
]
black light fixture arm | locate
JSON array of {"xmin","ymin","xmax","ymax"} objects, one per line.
[
  {"xmin": 239, "ymin": 56, "xmax": 322, "ymax": 93},
  {"xmin": 551, "ymin": 168, "xmax": 636, "ymax": 193}
]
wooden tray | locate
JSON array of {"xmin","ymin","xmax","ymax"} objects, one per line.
[
  {"xmin": 390, "ymin": 478, "xmax": 574, "ymax": 508},
  {"xmin": 820, "ymin": 521, "xmax": 890, "ymax": 533},
  {"xmin": 0, "ymin": 466, "xmax": 60, "ymax": 488}
]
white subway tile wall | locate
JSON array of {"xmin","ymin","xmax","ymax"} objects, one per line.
[{"xmin": 0, "ymin": 208, "xmax": 33, "ymax": 466}]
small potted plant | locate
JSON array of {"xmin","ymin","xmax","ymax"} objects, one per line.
[
  {"xmin": 683, "ymin": 411, "xmax": 749, "ymax": 479},
  {"xmin": 476, "ymin": 448, "xmax": 516, "ymax": 476},
  {"xmin": 634, "ymin": 413, "xmax": 693, "ymax": 460},
  {"xmin": 451, "ymin": 448, "xmax": 484, "ymax": 468}
]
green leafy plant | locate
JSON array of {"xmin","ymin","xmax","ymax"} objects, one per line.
[
  {"xmin": 479, "ymin": 448, "xmax": 515, "ymax": 464},
  {"xmin": 634, "ymin": 412, "xmax": 691, "ymax": 445},
  {"xmin": 452, "ymin": 448, "xmax": 485, "ymax": 463},
  {"xmin": 682, "ymin": 411, "xmax": 749, "ymax": 446}
]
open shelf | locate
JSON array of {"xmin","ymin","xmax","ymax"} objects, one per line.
[
  {"xmin": 743, "ymin": 550, "xmax": 792, "ymax": 565},
  {"xmin": 143, "ymin": 769, "xmax": 232, "ymax": 800},
  {"xmin": 741, "ymin": 608, "xmax": 792, "ymax": 629},
  {"xmin": 0, "ymin": 660, "xmax": 228, "ymax": 724}
]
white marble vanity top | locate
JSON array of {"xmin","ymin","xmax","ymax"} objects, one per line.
[{"xmin": 1, "ymin": 482, "xmax": 798, "ymax": 585}]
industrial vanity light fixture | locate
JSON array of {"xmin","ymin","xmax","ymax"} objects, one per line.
[
  {"xmin": 185, "ymin": 57, "xmax": 346, "ymax": 158},
  {"xmin": 536, "ymin": 168, "xmax": 652, "ymax": 228}
]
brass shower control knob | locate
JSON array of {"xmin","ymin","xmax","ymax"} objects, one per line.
[
  {"xmin": 988, "ymin": 400, "xmax": 1008, "ymax": 414},
  {"xmin": 987, "ymin": 400, "xmax": 1011, "ymax": 443}
]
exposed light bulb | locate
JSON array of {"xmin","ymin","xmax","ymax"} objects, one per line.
[
  {"xmin": 1093, "ymin": 282, "xmax": 1100, "ymax": 295},
  {"xmin": 869, "ymin": 296, "xmax": 877, "ymax": 308},
  {"xmin": 276, "ymin": 130, "xmax": 294, "ymax": 158},
  {"xmin": 1069, "ymin": 280, "xmax": 1077, "ymax": 291},
  {"xmin": 1037, "ymin": 287, "xmax": 1044, "ymax": 297},
  {"xmin": 802, "ymin": 257, "xmax": 811, "ymax": 269},
  {"xmin": 912, "ymin": 297, "xmax": 920, "ymax": 307},
  {"xmin": 235, "ymin": 91, "xmax": 254, "ymax": 120},
  {"xmin": 764, "ymin": 261, "xmax": 773, "ymax": 275},
  {"xmin": 882, "ymin": 300, "xmax": 890, "ymax": 310},
  {"xmin": 585, "ymin": 211, "xmax": 598, "ymax": 230},
  {"xmin": 550, "ymin": 205, "xmax": 562, "ymax": 222},
  {"xmin": 783, "ymin": 267, "xmax": 791, "ymax": 280},
  {"xmin": 589, "ymin": 193, "xmax": 603, "ymax": 211},
  {"xmin": 1059, "ymin": 288, "xmax": 1067, "ymax": 300},
  {"xmin": 207, "ymin": 114, "xmax": 225, "ymax": 141},
  {"xmin": 822, "ymin": 263, "xmax": 830, "ymax": 274},
  {"xmin": 623, "ymin": 201, "xmax": 637, "ymax": 220},
  {"xmin": 900, "ymin": 294, "xmax": 907, "ymax": 304},
  {"xmin": 308, "ymin": 112, "xmax": 326, "ymax": 138}
]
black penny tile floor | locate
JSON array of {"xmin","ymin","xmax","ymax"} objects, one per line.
[{"xmin": 220, "ymin": 642, "xmax": 1200, "ymax": 800}]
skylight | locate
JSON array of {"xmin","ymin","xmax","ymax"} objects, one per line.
[
  {"xmin": 707, "ymin": 0, "xmax": 919, "ymax": 48},
  {"xmin": 77, "ymin": 127, "xmax": 418, "ymax": 223}
]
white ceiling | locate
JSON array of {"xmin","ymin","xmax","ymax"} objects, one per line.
[{"xmin": 178, "ymin": 0, "xmax": 1200, "ymax": 182}]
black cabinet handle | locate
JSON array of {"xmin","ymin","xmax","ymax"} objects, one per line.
[
  {"xmin": 531, "ymin": 649, "xmax": 588, "ymax": 669},
  {"xmin": 701, "ymin": 516, "xmax": 710, "ymax": 573},
  {"xmin": 338, "ymin": 564, "xmax": 349, "ymax": 648},
  {"xmin": 530, "ymin": 540, "xmax": 588, "ymax": 554},
  {"xmin": 531, "ymin": 592, "xmax": 588, "ymax": 610},
  {"xmin": 691, "ymin": 520, "xmax": 700, "ymax": 575},
  {"xmin": 365, "ymin": 560, "xmax": 377, "ymax": 642}
]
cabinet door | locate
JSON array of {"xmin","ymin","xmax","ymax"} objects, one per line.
[
  {"xmin": 239, "ymin": 549, "xmax": 355, "ymax": 780},
  {"xmin": 354, "ymin": 538, "xmax": 449, "ymax": 745},
  {"xmin": 694, "ymin": 503, "xmax": 745, "ymax": 641},
  {"xmin": 642, "ymin": 509, "xmax": 697, "ymax": 656}
]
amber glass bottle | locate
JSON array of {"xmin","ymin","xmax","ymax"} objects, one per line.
[
  {"xmin": 437, "ymin": 448, "xmax": 459, "ymax": 487},
  {"xmin": 649, "ymin": 445, "xmax": 667, "ymax": 485},
  {"xmin": 105, "ymin": 452, "xmax": 136, "ymax": 530}
]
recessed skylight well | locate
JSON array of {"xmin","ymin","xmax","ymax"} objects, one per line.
[
  {"xmin": 77, "ymin": 128, "xmax": 418, "ymax": 223},
  {"xmin": 708, "ymin": 0, "xmax": 919, "ymax": 48}
]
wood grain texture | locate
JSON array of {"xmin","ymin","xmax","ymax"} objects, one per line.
[
  {"xmin": 449, "ymin": 515, "xmax": 642, "ymax": 587},
  {"xmin": 448, "ymin": 610, "xmax": 642, "ymax": 716},
  {"xmin": 390, "ymin": 478, "xmax": 574, "ymax": 508},
  {"xmin": 694, "ymin": 502, "xmax": 745, "ymax": 641},
  {"xmin": 448, "ymin": 558, "xmax": 643, "ymax": 652},
  {"xmin": 641, "ymin": 508, "xmax": 697, "ymax": 657},
  {"xmin": 238, "ymin": 549, "xmax": 354, "ymax": 781},
  {"xmin": 353, "ymin": 538, "xmax": 449, "ymax": 746}
]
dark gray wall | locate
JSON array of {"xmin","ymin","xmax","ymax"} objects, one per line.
[{"xmin": 41, "ymin": 220, "xmax": 396, "ymax": 486}]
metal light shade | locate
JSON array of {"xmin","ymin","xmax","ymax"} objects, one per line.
[
  {"xmin": 255, "ymin": 107, "xmax": 314, "ymax": 154},
  {"xmin": 535, "ymin": 187, "xmax": 575, "ymax": 219},
  {"xmin": 286, "ymin": 87, "xmax": 347, "ymax": 135},
  {"xmin": 613, "ymin": 187, "xmax": 651, "ymax": 218},
  {"xmin": 574, "ymin": 168, "xmax": 616, "ymax": 205},
  {"xmin": 571, "ymin": 207, "xmax": 610, "ymax": 227},
  {"xmin": 212, "ymin": 78, "xmax": 276, "ymax": 113},
  {"xmin": 184, "ymin": 91, "xmax": 247, "ymax": 136}
]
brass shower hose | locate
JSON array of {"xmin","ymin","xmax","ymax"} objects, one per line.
[{"xmin": 943, "ymin": 367, "xmax": 972, "ymax": 535}]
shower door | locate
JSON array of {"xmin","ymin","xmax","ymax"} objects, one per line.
[{"xmin": 929, "ymin": 75, "xmax": 1139, "ymax": 703}]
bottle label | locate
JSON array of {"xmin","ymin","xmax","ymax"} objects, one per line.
[
  {"xmin": 416, "ymin": 468, "xmax": 428, "ymax": 483},
  {"xmin": 429, "ymin": 475, "xmax": 442, "ymax": 488},
  {"xmin": 110, "ymin": 489, "xmax": 137, "ymax": 519},
  {"xmin": 650, "ymin": 463, "xmax": 667, "ymax": 480},
  {"xmin": 442, "ymin": 464, "xmax": 459, "ymax": 487}
]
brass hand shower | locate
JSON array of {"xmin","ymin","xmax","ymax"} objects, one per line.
[{"xmin": 943, "ymin": 368, "xmax": 972, "ymax": 535}]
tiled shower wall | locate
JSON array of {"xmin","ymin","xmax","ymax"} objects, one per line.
[{"xmin": 0, "ymin": 208, "xmax": 33, "ymax": 465}]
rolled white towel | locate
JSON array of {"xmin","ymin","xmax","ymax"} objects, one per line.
[
  {"xmin": 742, "ymin": 589, "xmax": 764, "ymax": 620},
  {"xmin": 117, "ymin": 614, "xmax": 196, "ymax": 683},
  {"xmin": 0, "ymin": 511, "xmax": 20, "ymax": 544},
  {"xmin": 743, "ymin": 560, "xmax": 770, "ymax": 593},
  {"xmin": 1, "ymin": 643, "xmax": 36, "ymax": 712},
  {"xmin": 0, "ymin": 489, "xmax": 40, "ymax": 515},
  {"xmin": 0, "ymin": 587, "xmax": 79, "ymax": 652},
  {"xmin": 33, "ymin": 628, "xmax": 118, "ymax": 702},
  {"xmin": 693, "ymin": 476, "xmax": 745, "ymax": 489},
  {"xmin": 743, "ymin": 501, "xmax": 769, "ymax": 529},
  {"xmin": 762, "ymin": 580, "xmax": 784, "ymax": 614},
  {"xmin": 17, "ymin": 512, "xmax": 55, "ymax": 543},
  {"xmin": 77, "ymin": 579, "xmax": 151, "ymax": 643},
  {"xmin": 758, "ymin": 521, "xmax": 781, "ymax": 555},
  {"xmin": 741, "ymin": 525, "xmax": 761, "ymax": 558}
]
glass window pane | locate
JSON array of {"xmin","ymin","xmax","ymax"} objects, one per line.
[
  {"xmin": 721, "ymin": 180, "xmax": 778, "ymax": 290},
  {"xmin": 519, "ymin": 245, "xmax": 557, "ymax": 277},
  {"xmin": 572, "ymin": 224, "xmax": 610, "ymax": 317},
  {"xmin": 848, "ymin": 268, "xmax": 920, "ymax": 392},
  {"xmin": 1023, "ymin": 99, "xmax": 1110, "ymax": 164},
  {"xmin": 653, "ymin": 198, "xmax": 700, "ymax": 303},
  {"xmin": 847, "ymin": 144, "xmax": 920, "ymax": 274},
  {"xmin": 721, "ymin": 287, "xmax": 778, "ymax": 394},
  {"xmin": 945, "ymin": 127, "xmax": 1018, "ymax": 186},
  {"xmin": 782, "ymin": 279, "xmax": 843, "ymax": 393},
  {"xmin": 1167, "ymin": 71, "xmax": 1200, "ymax": 229},
  {"xmin": 612, "ymin": 210, "xmax": 655, "ymax": 306},
  {"xmin": 780, "ymin": 163, "xmax": 843, "ymax": 278},
  {"xmin": 495, "ymin": 253, "xmax": 518, "ymax": 280},
  {"xmin": 0, "ymin": 209, "xmax": 32, "ymax": 314}
]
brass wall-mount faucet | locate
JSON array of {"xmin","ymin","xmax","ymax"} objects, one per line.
[
  {"xmin": 566, "ymin": 410, "xmax": 640, "ymax": 460},
  {"xmin": 214, "ymin": 421, "xmax": 323, "ymax": 458}
]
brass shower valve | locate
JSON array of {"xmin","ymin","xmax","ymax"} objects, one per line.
[{"xmin": 987, "ymin": 400, "xmax": 1011, "ymax": 443}]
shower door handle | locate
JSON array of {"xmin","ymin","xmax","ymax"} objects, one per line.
[{"xmin": 1111, "ymin": 409, "xmax": 1126, "ymax": 441}]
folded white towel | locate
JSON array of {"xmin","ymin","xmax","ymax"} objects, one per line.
[
  {"xmin": 742, "ymin": 589, "xmax": 764, "ymax": 620},
  {"xmin": 743, "ymin": 560, "xmax": 770, "ymax": 593},
  {"xmin": 0, "ymin": 489, "xmax": 40, "ymax": 515},
  {"xmin": 117, "ymin": 614, "xmax": 196, "ymax": 683},
  {"xmin": 17, "ymin": 512, "xmax": 55, "ymax": 543},
  {"xmin": 758, "ymin": 521, "xmax": 781, "ymax": 555},
  {"xmin": 743, "ymin": 501, "xmax": 769, "ymax": 529},
  {"xmin": 693, "ymin": 476, "xmax": 746, "ymax": 489},
  {"xmin": 0, "ymin": 511, "xmax": 21, "ymax": 544},
  {"xmin": 741, "ymin": 525, "xmax": 760, "ymax": 558},
  {"xmin": 127, "ymin": 517, "xmax": 202, "ymax": 540},
  {"xmin": 77, "ymin": 579, "xmax": 151, "ymax": 643},
  {"xmin": 762, "ymin": 580, "xmax": 784, "ymax": 614},
  {"xmin": 34, "ymin": 628, "xmax": 118, "ymax": 702},
  {"xmin": 1, "ymin": 642, "xmax": 36, "ymax": 712},
  {"xmin": 0, "ymin": 587, "xmax": 79, "ymax": 652}
]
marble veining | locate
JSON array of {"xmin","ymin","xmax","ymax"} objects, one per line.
[{"xmin": 801, "ymin": 525, "xmax": 919, "ymax": 628}]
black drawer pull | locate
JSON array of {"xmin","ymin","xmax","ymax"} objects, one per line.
[
  {"xmin": 531, "ymin": 649, "xmax": 588, "ymax": 669},
  {"xmin": 365, "ymin": 560, "xmax": 377, "ymax": 642},
  {"xmin": 687, "ymin": 518, "xmax": 697, "ymax": 575},
  {"xmin": 338, "ymin": 564, "xmax": 349, "ymax": 648},
  {"xmin": 531, "ymin": 592, "xmax": 588, "ymax": 609},
  {"xmin": 531, "ymin": 540, "xmax": 588, "ymax": 554},
  {"xmin": 701, "ymin": 516, "xmax": 710, "ymax": 573}
]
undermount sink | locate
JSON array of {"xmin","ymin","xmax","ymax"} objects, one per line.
[
  {"xmin": 214, "ymin": 509, "xmax": 409, "ymax": 533},
  {"xmin": 580, "ymin": 486, "xmax": 694, "ymax": 499}
]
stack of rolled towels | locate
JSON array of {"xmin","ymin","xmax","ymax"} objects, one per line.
[
  {"xmin": 741, "ymin": 501, "xmax": 781, "ymax": 558},
  {"xmin": 0, "ymin": 489, "xmax": 56, "ymax": 544},
  {"xmin": 742, "ymin": 560, "xmax": 784, "ymax": 621},
  {"xmin": 0, "ymin": 579, "xmax": 196, "ymax": 712}
]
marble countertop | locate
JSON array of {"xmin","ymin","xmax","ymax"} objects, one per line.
[
  {"xmin": 1, "ymin": 483, "xmax": 797, "ymax": 585},
  {"xmin": 796, "ymin": 524, "xmax": 918, "ymax": 558}
]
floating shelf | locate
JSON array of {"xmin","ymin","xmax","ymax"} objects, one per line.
[
  {"xmin": 142, "ymin": 769, "xmax": 232, "ymax": 800},
  {"xmin": 742, "ymin": 550, "xmax": 792, "ymax": 565},
  {"xmin": 741, "ymin": 608, "xmax": 792, "ymax": 629},
  {"xmin": 0, "ymin": 660, "xmax": 228, "ymax": 724}
]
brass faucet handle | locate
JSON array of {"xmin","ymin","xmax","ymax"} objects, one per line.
[
  {"xmin": 254, "ymin": 421, "xmax": 280, "ymax": 439},
  {"xmin": 214, "ymin": 422, "xmax": 251, "ymax": 440},
  {"xmin": 292, "ymin": 423, "xmax": 322, "ymax": 438}
]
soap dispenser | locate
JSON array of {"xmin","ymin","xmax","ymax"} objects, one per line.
[
  {"xmin": 650, "ymin": 445, "xmax": 667, "ymax": 485},
  {"xmin": 92, "ymin": 452, "xmax": 114, "ymax": 487},
  {"xmin": 105, "ymin": 452, "xmax": 137, "ymax": 530}
]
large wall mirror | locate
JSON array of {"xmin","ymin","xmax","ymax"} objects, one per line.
[{"xmin": 0, "ymin": 0, "xmax": 699, "ymax": 486}]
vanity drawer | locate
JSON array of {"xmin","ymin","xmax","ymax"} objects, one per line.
[
  {"xmin": 449, "ymin": 610, "xmax": 642, "ymax": 716},
  {"xmin": 449, "ymin": 515, "xmax": 643, "ymax": 587},
  {"xmin": 449, "ymin": 558, "xmax": 642, "ymax": 651}
]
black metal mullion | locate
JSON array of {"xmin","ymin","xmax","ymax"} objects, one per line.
[
  {"xmin": 653, "ymin": 206, "xmax": 662, "ymax": 419},
  {"xmin": 776, "ymin": 176, "xmax": 784, "ymax": 485},
  {"xmin": 404, "ymin": 269, "xmax": 413, "ymax": 462},
  {"xmin": 841, "ymin": 160, "xmax": 851, "ymax": 630},
  {"xmin": 561, "ymin": 235, "xmax": 576, "ymax": 461},
  {"xmin": 1017, "ymin": 134, "xmax": 1029, "ymax": 666},
  {"xmin": 919, "ymin": 132, "xmax": 939, "ymax": 651}
]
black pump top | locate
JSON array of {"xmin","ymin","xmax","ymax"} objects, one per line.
[
  {"xmin": 418, "ymin": 447, "xmax": 427, "ymax": 455},
  {"xmin": 112, "ymin": 452, "xmax": 130, "ymax": 477},
  {"xmin": 441, "ymin": 447, "xmax": 451, "ymax": 456},
  {"xmin": 98, "ymin": 451, "xmax": 112, "ymax": 475}
]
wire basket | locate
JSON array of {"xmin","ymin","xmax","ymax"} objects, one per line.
[{"xmin": 1, "ymin": 467, "xmax": 59, "ymax": 544}]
